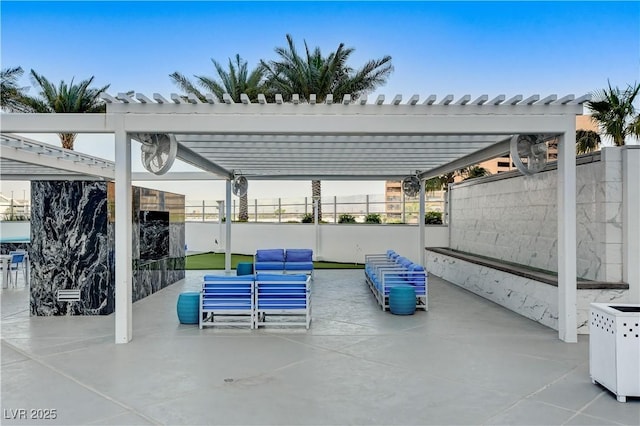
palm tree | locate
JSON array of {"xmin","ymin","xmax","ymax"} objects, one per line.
[
  {"xmin": 461, "ymin": 166, "xmax": 491, "ymax": 181},
  {"xmin": 170, "ymin": 54, "xmax": 266, "ymax": 103},
  {"xmin": 23, "ymin": 70, "xmax": 110, "ymax": 150},
  {"xmin": 262, "ymin": 34, "xmax": 393, "ymax": 219},
  {"xmin": 576, "ymin": 129, "xmax": 602, "ymax": 154},
  {"xmin": 587, "ymin": 82, "xmax": 640, "ymax": 146},
  {"xmin": 0, "ymin": 66, "xmax": 31, "ymax": 112},
  {"xmin": 170, "ymin": 55, "xmax": 265, "ymax": 222}
]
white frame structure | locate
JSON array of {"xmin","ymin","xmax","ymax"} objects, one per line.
[{"xmin": 1, "ymin": 92, "xmax": 588, "ymax": 343}]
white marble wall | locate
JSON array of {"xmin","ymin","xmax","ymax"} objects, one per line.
[
  {"xmin": 449, "ymin": 148, "xmax": 623, "ymax": 282},
  {"xmin": 427, "ymin": 251, "xmax": 629, "ymax": 334}
]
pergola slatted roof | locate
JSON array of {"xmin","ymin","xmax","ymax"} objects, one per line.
[
  {"xmin": 1, "ymin": 92, "xmax": 588, "ymax": 181},
  {"xmin": 0, "ymin": 133, "xmax": 115, "ymax": 180},
  {"xmin": 103, "ymin": 92, "xmax": 587, "ymax": 181}
]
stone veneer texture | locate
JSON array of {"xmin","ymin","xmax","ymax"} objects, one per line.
[
  {"xmin": 30, "ymin": 181, "xmax": 110, "ymax": 315},
  {"xmin": 449, "ymin": 149, "xmax": 623, "ymax": 282},
  {"xmin": 426, "ymin": 250, "xmax": 629, "ymax": 334}
]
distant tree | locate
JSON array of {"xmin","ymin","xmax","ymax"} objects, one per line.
[
  {"xmin": 262, "ymin": 34, "xmax": 393, "ymax": 220},
  {"xmin": 576, "ymin": 129, "xmax": 602, "ymax": 154},
  {"xmin": 587, "ymin": 82, "xmax": 640, "ymax": 146},
  {"xmin": 461, "ymin": 166, "xmax": 491, "ymax": 181},
  {"xmin": 0, "ymin": 66, "xmax": 30, "ymax": 112},
  {"xmin": 22, "ymin": 70, "xmax": 109, "ymax": 150}
]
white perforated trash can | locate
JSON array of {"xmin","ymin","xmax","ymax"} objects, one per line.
[{"xmin": 589, "ymin": 303, "xmax": 640, "ymax": 402}]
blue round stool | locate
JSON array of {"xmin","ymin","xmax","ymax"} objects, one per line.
[
  {"xmin": 389, "ymin": 285, "xmax": 416, "ymax": 315},
  {"xmin": 177, "ymin": 292, "xmax": 200, "ymax": 324},
  {"xmin": 236, "ymin": 262, "xmax": 254, "ymax": 276}
]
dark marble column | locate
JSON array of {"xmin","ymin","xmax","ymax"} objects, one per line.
[{"xmin": 30, "ymin": 181, "xmax": 112, "ymax": 315}]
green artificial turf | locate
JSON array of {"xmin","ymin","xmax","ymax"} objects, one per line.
[{"xmin": 185, "ymin": 252, "xmax": 364, "ymax": 270}]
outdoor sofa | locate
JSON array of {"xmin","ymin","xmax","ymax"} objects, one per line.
[
  {"xmin": 254, "ymin": 248, "xmax": 314, "ymax": 278},
  {"xmin": 199, "ymin": 273, "xmax": 311, "ymax": 329},
  {"xmin": 364, "ymin": 250, "xmax": 428, "ymax": 311}
]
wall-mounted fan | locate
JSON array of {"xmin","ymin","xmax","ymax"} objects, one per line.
[
  {"xmin": 232, "ymin": 173, "xmax": 248, "ymax": 197},
  {"xmin": 510, "ymin": 134, "xmax": 548, "ymax": 176},
  {"xmin": 136, "ymin": 133, "xmax": 177, "ymax": 175},
  {"xmin": 402, "ymin": 175, "xmax": 421, "ymax": 197}
]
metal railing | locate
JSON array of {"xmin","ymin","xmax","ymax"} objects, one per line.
[{"xmin": 185, "ymin": 193, "xmax": 445, "ymax": 224}]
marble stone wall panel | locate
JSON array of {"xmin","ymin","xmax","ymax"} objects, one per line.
[
  {"xmin": 30, "ymin": 181, "xmax": 112, "ymax": 316},
  {"xmin": 449, "ymin": 159, "xmax": 620, "ymax": 281},
  {"xmin": 426, "ymin": 251, "xmax": 558, "ymax": 330}
]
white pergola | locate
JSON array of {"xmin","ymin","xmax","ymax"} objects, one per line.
[{"xmin": 0, "ymin": 92, "xmax": 589, "ymax": 343}]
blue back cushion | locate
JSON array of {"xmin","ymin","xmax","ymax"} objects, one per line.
[
  {"xmin": 285, "ymin": 249, "xmax": 313, "ymax": 262},
  {"xmin": 256, "ymin": 249, "xmax": 285, "ymax": 262},
  {"xmin": 407, "ymin": 264, "xmax": 426, "ymax": 286}
]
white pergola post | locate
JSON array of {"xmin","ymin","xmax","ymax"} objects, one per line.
[
  {"xmin": 623, "ymin": 146, "xmax": 640, "ymax": 302},
  {"xmin": 557, "ymin": 126, "xmax": 578, "ymax": 343},
  {"xmin": 419, "ymin": 179, "xmax": 426, "ymax": 266},
  {"xmin": 225, "ymin": 180, "xmax": 232, "ymax": 273},
  {"xmin": 114, "ymin": 125, "xmax": 133, "ymax": 344},
  {"xmin": 314, "ymin": 197, "xmax": 320, "ymax": 261}
]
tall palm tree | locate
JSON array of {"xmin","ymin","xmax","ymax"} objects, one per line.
[
  {"xmin": 170, "ymin": 54, "xmax": 265, "ymax": 103},
  {"xmin": 262, "ymin": 34, "xmax": 393, "ymax": 219},
  {"xmin": 0, "ymin": 66, "xmax": 31, "ymax": 112},
  {"xmin": 576, "ymin": 129, "xmax": 602, "ymax": 154},
  {"xmin": 24, "ymin": 70, "xmax": 109, "ymax": 150},
  {"xmin": 170, "ymin": 55, "xmax": 265, "ymax": 221},
  {"xmin": 587, "ymin": 82, "xmax": 640, "ymax": 146}
]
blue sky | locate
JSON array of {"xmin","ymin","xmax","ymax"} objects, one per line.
[{"xmin": 1, "ymin": 1, "xmax": 639, "ymax": 200}]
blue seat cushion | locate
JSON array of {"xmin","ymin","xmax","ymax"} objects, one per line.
[
  {"xmin": 285, "ymin": 262, "xmax": 313, "ymax": 271},
  {"xmin": 256, "ymin": 249, "xmax": 285, "ymax": 262},
  {"xmin": 254, "ymin": 262, "xmax": 285, "ymax": 270}
]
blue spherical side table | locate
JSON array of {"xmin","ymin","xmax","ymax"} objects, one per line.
[
  {"xmin": 389, "ymin": 285, "xmax": 416, "ymax": 315},
  {"xmin": 236, "ymin": 262, "xmax": 254, "ymax": 276},
  {"xmin": 177, "ymin": 292, "xmax": 200, "ymax": 324}
]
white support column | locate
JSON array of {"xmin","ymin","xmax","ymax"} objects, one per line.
[
  {"xmin": 114, "ymin": 125, "xmax": 133, "ymax": 344},
  {"xmin": 419, "ymin": 179, "xmax": 426, "ymax": 266},
  {"xmin": 225, "ymin": 180, "xmax": 232, "ymax": 273},
  {"xmin": 217, "ymin": 200, "xmax": 224, "ymax": 252},
  {"xmin": 557, "ymin": 127, "xmax": 578, "ymax": 343},
  {"xmin": 314, "ymin": 198, "xmax": 320, "ymax": 261},
  {"xmin": 623, "ymin": 146, "xmax": 640, "ymax": 302}
]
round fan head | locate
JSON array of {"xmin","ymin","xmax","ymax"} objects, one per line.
[
  {"xmin": 232, "ymin": 175, "xmax": 248, "ymax": 197},
  {"xmin": 402, "ymin": 175, "xmax": 421, "ymax": 197},
  {"xmin": 510, "ymin": 134, "xmax": 548, "ymax": 176},
  {"xmin": 139, "ymin": 133, "xmax": 177, "ymax": 175}
]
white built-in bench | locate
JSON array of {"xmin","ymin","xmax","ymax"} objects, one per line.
[{"xmin": 426, "ymin": 248, "xmax": 629, "ymax": 334}]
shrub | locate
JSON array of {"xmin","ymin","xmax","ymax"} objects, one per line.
[
  {"xmin": 425, "ymin": 211, "xmax": 443, "ymax": 225},
  {"xmin": 338, "ymin": 213, "xmax": 357, "ymax": 224},
  {"xmin": 301, "ymin": 213, "xmax": 314, "ymax": 223},
  {"xmin": 364, "ymin": 213, "xmax": 381, "ymax": 224}
]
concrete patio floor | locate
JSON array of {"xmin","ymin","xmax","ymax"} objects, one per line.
[{"xmin": 1, "ymin": 270, "xmax": 638, "ymax": 425}]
